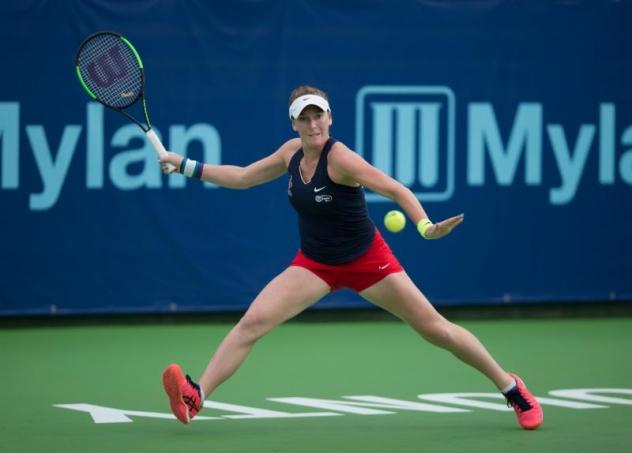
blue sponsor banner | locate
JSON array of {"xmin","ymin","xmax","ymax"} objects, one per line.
[{"xmin": 0, "ymin": 1, "xmax": 631, "ymax": 315}]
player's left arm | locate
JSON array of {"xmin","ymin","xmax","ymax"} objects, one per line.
[{"xmin": 328, "ymin": 143, "xmax": 463, "ymax": 239}]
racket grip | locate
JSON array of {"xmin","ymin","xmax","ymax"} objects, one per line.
[
  {"xmin": 146, "ymin": 128, "xmax": 167, "ymax": 157},
  {"xmin": 146, "ymin": 129, "xmax": 177, "ymax": 173}
]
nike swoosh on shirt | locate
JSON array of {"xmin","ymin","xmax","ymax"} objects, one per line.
[
  {"xmin": 314, "ymin": 186, "xmax": 327, "ymax": 192},
  {"xmin": 378, "ymin": 263, "xmax": 391, "ymax": 270}
]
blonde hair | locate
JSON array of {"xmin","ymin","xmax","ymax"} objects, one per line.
[{"xmin": 288, "ymin": 85, "xmax": 329, "ymax": 106}]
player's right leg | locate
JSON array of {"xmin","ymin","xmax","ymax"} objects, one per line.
[
  {"xmin": 163, "ymin": 266, "xmax": 330, "ymax": 424},
  {"xmin": 198, "ymin": 266, "xmax": 330, "ymax": 395}
]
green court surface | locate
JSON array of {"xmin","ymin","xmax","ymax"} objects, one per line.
[{"xmin": 1, "ymin": 317, "xmax": 631, "ymax": 453}]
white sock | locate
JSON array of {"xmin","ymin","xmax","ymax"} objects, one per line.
[
  {"xmin": 501, "ymin": 379, "xmax": 517, "ymax": 394},
  {"xmin": 199, "ymin": 387, "xmax": 206, "ymax": 401}
]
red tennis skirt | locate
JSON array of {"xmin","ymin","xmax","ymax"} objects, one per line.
[{"xmin": 289, "ymin": 229, "xmax": 403, "ymax": 292}]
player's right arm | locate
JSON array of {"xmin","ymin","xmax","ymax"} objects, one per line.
[{"xmin": 160, "ymin": 138, "xmax": 301, "ymax": 189}]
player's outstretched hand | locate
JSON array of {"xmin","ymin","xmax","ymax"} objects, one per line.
[
  {"xmin": 160, "ymin": 152, "xmax": 183, "ymax": 174},
  {"xmin": 424, "ymin": 213, "xmax": 464, "ymax": 240}
]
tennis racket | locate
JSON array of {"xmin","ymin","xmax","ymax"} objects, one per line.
[{"xmin": 75, "ymin": 31, "xmax": 176, "ymax": 172}]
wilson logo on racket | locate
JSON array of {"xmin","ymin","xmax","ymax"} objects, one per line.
[
  {"xmin": 86, "ymin": 46, "xmax": 128, "ymax": 88},
  {"xmin": 120, "ymin": 91, "xmax": 136, "ymax": 98}
]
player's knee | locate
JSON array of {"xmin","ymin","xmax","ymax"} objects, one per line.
[
  {"xmin": 419, "ymin": 320, "xmax": 455, "ymax": 348},
  {"xmin": 235, "ymin": 312, "xmax": 273, "ymax": 344}
]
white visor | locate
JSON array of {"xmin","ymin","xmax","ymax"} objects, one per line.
[{"xmin": 289, "ymin": 94, "xmax": 331, "ymax": 120}]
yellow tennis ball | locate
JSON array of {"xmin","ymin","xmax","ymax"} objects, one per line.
[{"xmin": 384, "ymin": 210, "xmax": 406, "ymax": 233}]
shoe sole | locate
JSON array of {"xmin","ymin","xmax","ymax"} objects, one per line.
[{"xmin": 162, "ymin": 364, "xmax": 190, "ymax": 424}]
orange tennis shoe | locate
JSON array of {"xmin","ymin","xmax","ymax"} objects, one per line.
[
  {"xmin": 162, "ymin": 363, "xmax": 202, "ymax": 424},
  {"xmin": 504, "ymin": 373, "xmax": 543, "ymax": 430}
]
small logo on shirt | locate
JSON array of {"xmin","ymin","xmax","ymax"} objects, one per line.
[
  {"xmin": 314, "ymin": 186, "xmax": 327, "ymax": 192},
  {"xmin": 315, "ymin": 194, "xmax": 333, "ymax": 203},
  {"xmin": 288, "ymin": 175, "xmax": 293, "ymax": 197},
  {"xmin": 378, "ymin": 263, "xmax": 391, "ymax": 270}
]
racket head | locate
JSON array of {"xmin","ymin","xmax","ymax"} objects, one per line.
[{"xmin": 75, "ymin": 31, "xmax": 144, "ymax": 110}]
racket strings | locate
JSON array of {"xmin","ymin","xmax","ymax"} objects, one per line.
[{"xmin": 77, "ymin": 34, "xmax": 142, "ymax": 109}]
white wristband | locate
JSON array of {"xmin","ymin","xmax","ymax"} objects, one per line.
[{"xmin": 183, "ymin": 158, "xmax": 197, "ymax": 178}]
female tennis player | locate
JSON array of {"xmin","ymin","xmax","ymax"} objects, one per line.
[{"xmin": 159, "ymin": 85, "xmax": 543, "ymax": 430}]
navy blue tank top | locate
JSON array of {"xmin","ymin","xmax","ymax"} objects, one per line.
[{"xmin": 287, "ymin": 138, "xmax": 376, "ymax": 264}]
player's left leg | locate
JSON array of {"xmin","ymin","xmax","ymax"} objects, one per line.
[
  {"xmin": 360, "ymin": 271, "xmax": 511, "ymax": 387},
  {"xmin": 359, "ymin": 271, "xmax": 543, "ymax": 429}
]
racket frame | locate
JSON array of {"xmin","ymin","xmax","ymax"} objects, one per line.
[
  {"xmin": 75, "ymin": 31, "xmax": 152, "ymax": 132},
  {"xmin": 75, "ymin": 31, "xmax": 175, "ymax": 170}
]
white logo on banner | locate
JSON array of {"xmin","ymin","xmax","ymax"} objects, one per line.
[
  {"xmin": 355, "ymin": 86, "xmax": 455, "ymax": 203},
  {"xmin": 355, "ymin": 85, "xmax": 632, "ymax": 205}
]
